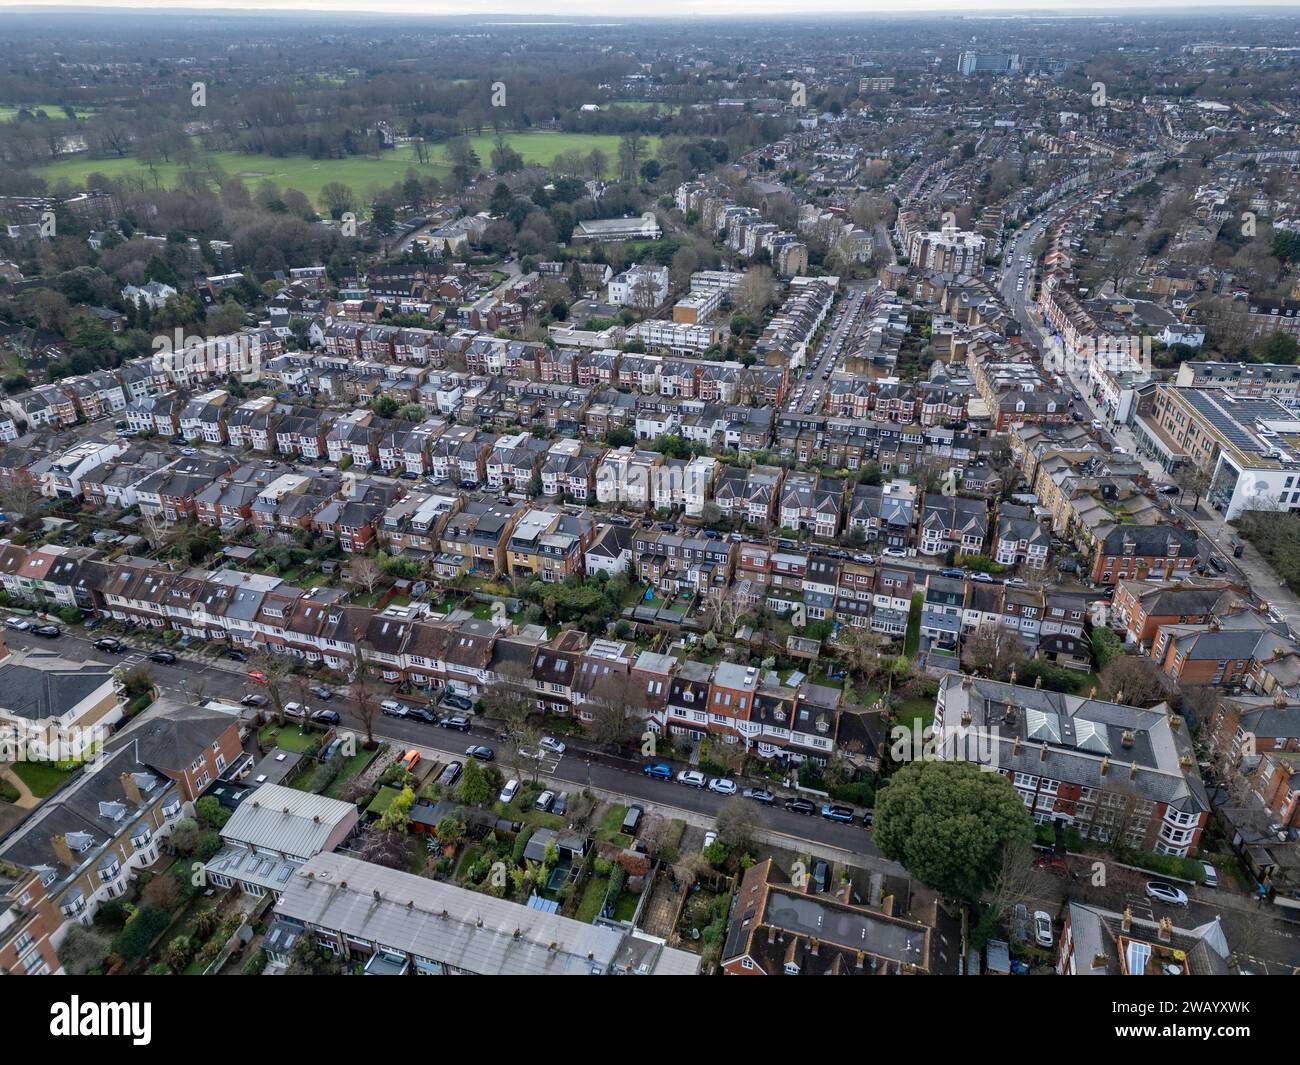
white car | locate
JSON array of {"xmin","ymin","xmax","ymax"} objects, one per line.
[
  {"xmin": 707, "ymin": 777, "xmax": 737, "ymax": 795},
  {"xmin": 702, "ymin": 830, "xmax": 718, "ymax": 851},
  {"xmin": 677, "ymin": 770, "xmax": 706, "ymax": 788},
  {"xmin": 1033, "ymin": 910, "xmax": 1054, "ymax": 948},
  {"xmin": 499, "ymin": 779, "xmax": 520, "ymax": 804},
  {"xmin": 881, "ymin": 547, "xmax": 908, "ymax": 559},
  {"xmin": 282, "ymin": 702, "xmax": 308, "ymax": 718},
  {"xmin": 539, "ymin": 736, "xmax": 566, "ymax": 755},
  {"xmin": 1145, "ymin": 881, "xmax": 1189, "ymax": 906},
  {"xmin": 1201, "ymin": 862, "xmax": 1218, "ymax": 889},
  {"xmin": 1004, "ymin": 577, "xmax": 1027, "ymax": 587},
  {"xmin": 4, "ymin": 617, "xmax": 31, "ymax": 631}
]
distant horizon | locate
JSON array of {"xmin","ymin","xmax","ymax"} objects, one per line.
[{"xmin": 2, "ymin": 0, "xmax": 1299, "ymax": 18}]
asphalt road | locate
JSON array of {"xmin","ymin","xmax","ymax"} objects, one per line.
[{"xmin": 786, "ymin": 282, "xmax": 871, "ymax": 414}]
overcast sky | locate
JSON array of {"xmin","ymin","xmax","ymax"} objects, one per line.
[{"xmin": 0, "ymin": 0, "xmax": 1290, "ymax": 16}]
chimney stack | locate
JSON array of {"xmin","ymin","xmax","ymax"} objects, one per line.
[
  {"xmin": 1158, "ymin": 917, "xmax": 1173, "ymax": 943},
  {"xmin": 1100, "ymin": 755, "xmax": 1110, "ymax": 777},
  {"xmin": 1121, "ymin": 906, "xmax": 1133, "ymax": 933},
  {"xmin": 50, "ymin": 833, "xmax": 74, "ymax": 869},
  {"xmin": 120, "ymin": 772, "xmax": 142, "ymax": 806}
]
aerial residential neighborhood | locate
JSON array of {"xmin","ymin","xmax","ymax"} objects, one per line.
[{"xmin": 0, "ymin": 4, "xmax": 1296, "ymax": 1016}]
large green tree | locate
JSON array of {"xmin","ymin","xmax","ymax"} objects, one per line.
[{"xmin": 874, "ymin": 760, "xmax": 1032, "ymax": 902}]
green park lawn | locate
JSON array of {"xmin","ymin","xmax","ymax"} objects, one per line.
[{"xmin": 35, "ymin": 131, "xmax": 659, "ymax": 209}]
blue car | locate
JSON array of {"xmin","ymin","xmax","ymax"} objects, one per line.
[
  {"xmin": 940, "ymin": 567, "xmax": 966, "ymax": 579},
  {"xmin": 820, "ymin": 803, "xmax": 855, "ymax": 824},
  {"xmin": 643, "ymin": 762, "xmax": 673, "ymax": 780}
]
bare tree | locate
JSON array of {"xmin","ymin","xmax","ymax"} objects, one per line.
[
  {"xmin": 1100, "ymin": 655, "xmax": 1167, "ymax": 707},
  {"xmin": 349, "ymin": 556, "xmax": 383, "ymax": 598},
  {"xmin": 735, "ymin": 265, "xmax": 776, "ymax": 320},
  {"xmin": 962, "ymin": 624, "xmax": 1028, "ymax": 681},
  {"xmin": 984, "ymin": 836, "xmax": 1038, "ymax": 940},
  {"xmin": 583, "ymin": 671, "xmax": 645, "ymax": 750},
  {"xmin": 714, "ymin": 796, "xmax": 765, "ymax": 854},
  {"xmin": 351, "ymin": 643, "xmax": 381, "ymax": 748}
]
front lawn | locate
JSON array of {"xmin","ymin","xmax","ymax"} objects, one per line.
[
  {"xmin": 257, "ymin": 725, "xmax": 319, "ymax": 754},
  {"xmin": 9, "ymin": 760, "xmax": 77, "ymax": 797}
]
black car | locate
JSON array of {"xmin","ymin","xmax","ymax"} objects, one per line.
[
  {"xmin": 441, "ymin": 693, "xmax": 473, "ymax": 712},
  {"xmin": 32, "ymin": 624, "xmax": 61, "ymax": 638},
  {"xmin": 552, "ymin": 791, "xmax": 568, "ymax": 816},
  {"xmin": 406, "ymin": 706, "xmax": 438, "ymax": 724},
  {"xmin": 224, "ymin": 648, "xmax": 249, "ymax": 662},
  {"xmin": 147, "ymin": 650, "xmax": 177, "ymax": 664},
  {"xmin": 441, "ymin": 714, "xmax": 471, "ymax": 732},
  {"xmin": 465, "ymin": 744, "xmax": 494, "ymax": 761},
  {"xmin": 93, "ymin": 637, "xmax": 124, "ymax": 653},
  {"xmin": 310, "ymin": 709, "xmax": 340, "ymax": 727},
  {"xmin": 783, "ymin": 797, "xmax": 816, "ymax": 815},
  {"xmin": 240, "ymin": 693, "xmax": 269, "ymax": 708}
]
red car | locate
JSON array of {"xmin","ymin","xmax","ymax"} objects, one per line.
[{"xmin": 247, "ymin": 670, "xmax": 268, "ymax": 685}]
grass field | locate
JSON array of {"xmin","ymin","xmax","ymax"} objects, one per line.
[
  {"xmin": 34, "ymin": 131, "xmax": 659, "ymax": 207},
  {"xmin": 0, "ymin": 103, "xmax": 95, "ymax": 122}
]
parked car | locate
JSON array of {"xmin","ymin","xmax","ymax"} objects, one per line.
[
  {"xmin": 1145, "ymin": 881, "xmax": 1189, "ymax": 906},
  {"xmin": 539, "ymin": 736, "xmax": 567, "ymax": 755},
  {"xmin": 1033, "ymin": 910, "xmax": 1054, "ymax": 948},
  {"xmin": 534, "ymin": 790, "xmax": 555, "ymax": 813},
  {"xmin": 441, "ymin": 693, "xmax": 473, "ymax": 712},
  {"xmin": 147, "ymin": 650, "xmax": 176, "ymax": 663},
  {"xmin": 224, "ymin": 648, "xmax": 249, "ymax": 662},
  {"xmin": 707, "ymin": 777, "xmax": 737, "ymax": 795},
  {"xmin": 310, "ymin": 709, "xmax": 340, "ymax": 727},
  {"xmin": 939, "ymin": 567, "xmax": 965, "ymax": 579},
  {"xmin": 743, "ymin": 787, "xmax": 775, "ymax": 805},
  {"xmin": 820, "ymin": 803, "xmax": 854, "ymax": 823},
  {"xmin": 499, "ymin": 779, "xmax": 520, "ymax": 805},
  {"xmin": 93, "ymin": 637, "xmax": 124, "ymax": 653},
  {"xmin": 1201, "ymin": 862, "xmax": 1218, "ymax": 889},
  {"xmin": 240, "ymin": 693, "xmax": 269, "ymax": 707},
  {"xmin": 811, "ymin": 859, "xmax": 830, "ymax": 893},
  {"xmin": 552, "ymin": 791, "xmax": 568, "ymax": 817},
  {"xmin": 381, "ymin": 699, "xmax": 407, "ymax": 717},
  {"xmin": 784, "ymin": 797, "xmax": 816, "ymax": 815},
  {"xmin": 408, "ymin": 706, "xmax": 438, "ymax": 724},
  {"xmin": 246, "ymin": 670, "xmax": 268, "ymax": 685},
  {"xmin": 440, "ymin": 714, "xmax": 471, "ymax": 732},
  {"xmin": 465, "ymin": 745, "xmax": 494, "ymax": 762},
  {"xmin": 1004, "ymin": 577, "xmax": 1027, "ymax": 587},
  {"xmin": 32, "ymin": 624, "xmax": 61, "ymax": 638},
  {"xmin": 969, "ymin": 572, "xmax": 994, "ymax": 583},
  {"xmin": 854, "ymin": 553, "xmax": 876, "ymax": 564},
  {"xmin": 623, "ymin": 804, "xmax": 644, "ymax": 835},
  {"xmin": 282, "ymin": 702, "xmax": 308, "ymax": 719},
  {"xmin": 4, "ymin": 617, "xmax": 31, "ymax": 631},
  {"xmin": 677, "ymin": 770, "xmax": 706, "ymax": 788},
  {"xmin": 881, "ymin": 547, "xmax": 908, "ymax": 559},
  {"xmin": 643, "ymin": 762, "xmax": 673, "ymax": 780},
  {"xmin": 309, "ymin": 685, "xmax": 333, "ymax": 700},
  {"xmin": 1207, "ymin": 556, "xmax": 1227, "ymax": 574},
  {"xmin": 1012, "ymin": 902, "xmax": 1029, "ymax": 942},
  {"xmin": 437, "ymin": 761, "xmax": 462, "ymax": 788}
]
